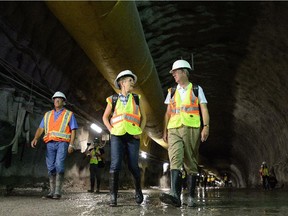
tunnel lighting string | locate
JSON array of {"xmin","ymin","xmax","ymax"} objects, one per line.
[
  {"xmin": 0, "ymin": 58, "xmax": 52, "ymax": 100},
  {"xmin": 0, "ymin": 58, "xmax": 104, "ymax": 128}
]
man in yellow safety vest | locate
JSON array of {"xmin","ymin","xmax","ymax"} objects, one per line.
[{"xmin": 160, "ymin": 60, "xmax": 210, "ymax": 207}]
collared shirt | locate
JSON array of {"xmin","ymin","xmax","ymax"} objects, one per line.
[
  {"xmin": 164, "ymin": 84, "xmax": 208, "ymax": 105},
  {"xmin": 39, "ymin": 108, "xmax": 78, "ymax": 130},
  {"xmin": 118, "ymin": 93, "xmax": 130, "ymax": 106}
]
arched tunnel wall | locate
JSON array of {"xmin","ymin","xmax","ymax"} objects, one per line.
[
  {"xmin": 1, "ymin": 1, "xmax": 288, "ymax": 189},
  {"xmin": 231, "ymin": 2, "xmax": 288, "ymax": 187}
]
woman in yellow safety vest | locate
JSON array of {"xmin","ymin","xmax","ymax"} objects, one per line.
[{"xmin": 102, "ymin": 70, "xmax": 146, "ymax": 207}]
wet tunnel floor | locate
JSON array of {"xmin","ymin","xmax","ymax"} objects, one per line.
[{"xmin": 0, "ymin": 187, "xmax": 288, "ymax": 216}]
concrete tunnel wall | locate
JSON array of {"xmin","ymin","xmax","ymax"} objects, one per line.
[
  {"xmin": 1, "ymin": 1, "xmax": 288, "ymax": 189},
  {"xmin": 46, "ymin": 1, "xmax": 168, "ymax": 148},
  {"xmin": 0, "ymin": 1, "xmax": 168, "ymax": 190},
  {"xmin": 230, "ymin": 2, "xmax": 288, "ymax": 187}
]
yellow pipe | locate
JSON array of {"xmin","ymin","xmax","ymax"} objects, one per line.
[{"xmin": 46, "ymin": 1, "xmax": 168, "ymax": 149}]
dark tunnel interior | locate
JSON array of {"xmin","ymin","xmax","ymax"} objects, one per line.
[{"xmin": 1, "ymin": 1, "xmax": 288, "ymax": 190}]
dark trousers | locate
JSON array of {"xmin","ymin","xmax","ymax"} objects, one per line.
[
  {"xmin": 110, "ymin": 134, "xmax": 141, "ymax": 179},
  {"xmin": 90, "ymin": 164, "xmax": 102, "ymax": 190}
]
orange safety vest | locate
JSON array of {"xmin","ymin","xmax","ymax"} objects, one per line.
[{"xmin": 43, "ymin": 109, "xmax": 73, "ymax": 143}]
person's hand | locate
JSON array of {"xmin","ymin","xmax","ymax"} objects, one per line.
[
  {"xmin": 133, "ymin": 135, "xmax": 140, "ymax": 139},
  {"xmin": 201, "ymin": 127, "xmax": 209, "ymax": 142},
  {"xmin": 162, "ymin": 130, "xmax": 168, "ymax": 143},
  {"xmin": 31, "ymin": 139, "xmax": 38, "ymax": 148},
  {"xmin": 68, "ymin": 145, "xmax": 74, "ymax": 154}
]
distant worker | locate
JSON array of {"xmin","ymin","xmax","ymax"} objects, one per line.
[
  {"xmin": 203, "ymin": 172, "xmax": 208, "ymax": 190},
  {"xmin": 259, "ymin": 161, "xmax": 270, "ymax": 190},
  {"xmin": 160, "ymin": 59, "xmax": 210, "ymax": 208},
  {"xmin": 86, "ymin": 138, "xmax": 105, "ymax": 193},
  {"xmin": 224, "ymin": 173, "xmax": 229, "ymax": 187},
  {"xmin": 31, "ymin": 91, "xmax": 78, "ymax": 199},
  {"xmin": 211, "ymin": 175, "xmax": 215, "ymax": 187},
  {"xmin": 207, "ymin": 175, "xmax": 211, "ymax": 187},
  {"xmin": 102, "ymin": 70, "xmax": 147, "ymax": 206}
]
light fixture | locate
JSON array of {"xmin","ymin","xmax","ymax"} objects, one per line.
[
  {"xmin": 90, "ymin": 123, "xmax": 102, "ymax": 133},
  {"xmin": 140, "ymin": 151, "xmax": 147, "ymax": 159},
  {"xmin": 163, "ymin": 162, "xmax": 169, "ymax": 173}
]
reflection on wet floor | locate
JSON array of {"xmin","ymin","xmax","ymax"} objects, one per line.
[{"xmin": 1, "ymin": 187, "xmax": 288, "ymax": 215}]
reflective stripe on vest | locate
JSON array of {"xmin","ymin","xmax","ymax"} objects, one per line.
[
  {"xmin": 111, "ymin": 113, "xmax": 141, "ymax": 126},
  {"xmin": 110, "ymin": 94, "xmax": 142, "ymax": 136},
  {"xmin": 43, "ymin": 109, "xmax": 72, "ymax": 143},
  {"xmin": 167, "ymin": 83, "xmax": 201, "ymax": 129}
]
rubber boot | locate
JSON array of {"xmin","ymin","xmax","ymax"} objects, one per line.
[
  {"xmin": 88, "ymin": 177, "xmax": 95, "ymax": 193},
  {"xmin": 159, "ymin": 169, "xmax": 182, "ymax": 207},
  {"xmin": 109, "ymin": 172, "xmax": 119, "ymax": 207},
  {"xmin": 187, "ymin": 175, "xmax": 197, "ymax": 207},
  {"xmin": 44, "ymin": 174, "xmax": 55, "ymax": 198},
  {"xmin": 96, "ymin": 179, "xmax": 100, "ymax": 193},
  {"xmin": 53, "ymin": 173, "xmax": 64, "ymax": 199},
  {"xmin": 134, "ymin": 176, "xmax": 143, "ymax": 204}
]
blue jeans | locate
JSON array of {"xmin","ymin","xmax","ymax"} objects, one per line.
[
  {"xmin": 46, "ymin": 141, "xmax": 69, "ymax": 176},
  {"xmin": 110, "ymin": 134, "xmax": 141, "ymax": 179}
]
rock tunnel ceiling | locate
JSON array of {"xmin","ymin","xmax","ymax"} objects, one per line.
[{"xmin": 1, "ymin": 1, "xmax": 288, "ymax": 187}]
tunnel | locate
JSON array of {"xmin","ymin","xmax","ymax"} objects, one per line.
[{"xmin": 1, "ymin": 1, "xmax": 288, "ymax": 194}]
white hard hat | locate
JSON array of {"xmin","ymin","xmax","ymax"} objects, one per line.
[
  {"xmin": 88, "ymin": 143, "xmax": 95, "ymax": 151},
  {"xmin": 52, "ymin": 91, "xmax": 67, "ymax": 101},
  {"xmin": 114, "ymin": 70, "xmax": 137, "ymax": 89},
  {"xmin": 170, "ymin": 60, "xmax": 192, "ymax": 73}
]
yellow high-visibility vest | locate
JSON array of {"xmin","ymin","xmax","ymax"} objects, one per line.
[
  {"xmin": 260, "ymin": 167, "xmax": 269, "ymax": 176},
  {"xmin": 167, "ymin": 83, "xmax": 200, "ymax": 129},
  {"xmin": 110, "ymin": 94, "xmax": 142, "ymax": 136},
  {"xmin": 89, "ymin": 147, "xmax": 102, "ymax": 165}
]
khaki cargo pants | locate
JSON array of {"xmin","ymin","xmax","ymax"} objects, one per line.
[{"xmin": 168, "ymin": 126, "xmax": 201, "ymax": 175}]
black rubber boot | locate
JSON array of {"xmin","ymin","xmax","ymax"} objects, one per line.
[
  {"xmin": 88, "ymin": 177, "xmax": 95, "ymax": 192},
  {"xmin": 159, "ymin": 169, "xmax": 182, "ymax": 207},
  {"xmin": 187, "ymin": 175, "xmax": 197, "ymax": 207},
  {"xmin": 43, "ymin": 174, "xmax": 55, "ymax": 199},
  {"xmin": 53, "ymin": 173, "xmax": 64, "ymax": 199},
  {"xmin": 109, "ymin": 172, "xmax": 119, "ymax": 207},
  {"xmin": 134, "ymin": 176, "xmax": 143, "ymax": 204},
  {"xmin": 96, "ymin": 181, "xmax": 100, "ymax": 193},
  {"xmin": 96, "ymin": 177, "xmax": 101, "ymax": 193}
]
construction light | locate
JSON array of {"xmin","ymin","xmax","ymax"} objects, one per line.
[
  {"xmin": 163, "ymin": 162, "xmax": 169, "ymax": 173},
  {"xmin": 90, "ymin": 123, "xmax": 102, "ymax": 133},
  {"xmin": 140, "ymin": 151, "xmax": 147, "ymax": 159}
]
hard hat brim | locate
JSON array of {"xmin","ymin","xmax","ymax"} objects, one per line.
[
  {"xmin": 114, "ymin": 72, "xmax": 137, "ymax": 89},
  {"xmin": 51, "ymin": 91, "xmax": 67, "ymax": 101},
  {"xmin": 169, "ymin": 67, "xmax": 191, "ymax": 74}
]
